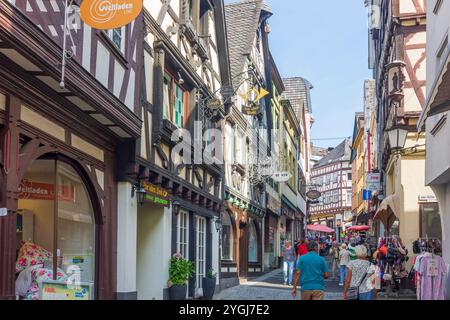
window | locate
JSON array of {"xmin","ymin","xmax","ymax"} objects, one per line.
[
  {"xmin": 225, "ymin": 124, "xmax": 235, "ymax": 164},
  {"xmin": 199, "ymin": 2, "xmax": 210, "ymax": 36},
  {"xmin": 221, "ymin": 212, "xmax": 233, "ymax": 261},
  {"xmin": 177, "ymin": 211, "xmax": 189, "ymax": 259},
  {"xmin": 196, "ymin": 217, "xmax": 206, "ymax": 291},
  {"xmin": 248, "ymin": 222, "xmax": 258, "ymax": 263},
  {"xmin": 163, "ymin": 73, "xmax": 187, "ymax": 128},
  {"xmin": 106, "ymin": 28, "xmax": 124, "ymax": 52},
  {"xmin": 347, "ymin": 173, "xmax": 352, "ymax": 180},
  {"xmin": 420, "ymin": 203, "xmax": 442, "ymax": 239},
  {"xmin": 17, "ymin": 158, "xmax": 96, "ymax": 300},
  {"xmin": 235, "ymin": 131, "xmax": 243, "ymax": 164}
]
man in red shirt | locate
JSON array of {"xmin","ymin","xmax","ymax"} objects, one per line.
[{"xmin": 298, "ymin": 239, "xmax": 309, "ymax": 256}]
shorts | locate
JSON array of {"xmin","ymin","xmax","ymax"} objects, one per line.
[{"xmin": 300, "ymin": 290, "xmax": 325, "ymax": 300}]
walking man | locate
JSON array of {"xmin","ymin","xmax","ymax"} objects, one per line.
[{"xmin": 292, "ymin": 241, "xmax": 330, "ymax": 300}]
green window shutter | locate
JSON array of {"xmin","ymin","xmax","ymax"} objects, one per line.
[{"xmin": 174, "ymin": 84, "xmax": 184, "ymax": 128}]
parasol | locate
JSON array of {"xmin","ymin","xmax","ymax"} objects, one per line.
[
  {"xmin": 306, "ymin": 224, "xmax": 335, "ymax": 233},
  {"xmin": 347, "ymin": 225, "xmax": 370, "ymax": 232}
]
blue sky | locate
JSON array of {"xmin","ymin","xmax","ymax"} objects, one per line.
[{"xmin": 225, "ymin": 0, "xmax": 372, "ymax": 148}]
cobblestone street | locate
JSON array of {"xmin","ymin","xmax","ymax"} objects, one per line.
[{"xmin": 215, "ymin": 258, "xmax": 344, "ymax": 301}]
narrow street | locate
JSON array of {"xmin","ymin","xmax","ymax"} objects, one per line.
[
  {"xmin": 1, "ymin": 0, "xmax": 449, "ymax": 306},
  {"xmin": 215, "ymin": 258, "xmax": 343, "ymax": 300}
]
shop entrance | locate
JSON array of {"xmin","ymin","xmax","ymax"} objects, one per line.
[{"xmin": 15, "ymin": 156, "xmax": 97, "ymax": 300}]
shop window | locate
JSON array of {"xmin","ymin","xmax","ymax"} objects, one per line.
[
  {"xmin": 177, "ymin": 211, "xmax": 189, "ymax": 259},
  {"xmin": 163, "ymin": 73, "xmax": 187, "ymax": 128},
  {"xmin": 16, "ymin": 158, "xmax": 96, "ymax": 300},
  {"xmin": 196, "ymin": 217, "xmax": 206, "ymax": 292},
  {"xmin": 221, "ymin": 212, "xmax": 233, "ymax": 261},
  {"xmin": 420, "ymin": 203, "xmax": 442, "ymax": 239},
  {"xmin": 248, "ymin": 222, "xmax": 258, "ymax": 263}
]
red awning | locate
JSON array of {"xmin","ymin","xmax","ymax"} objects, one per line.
[
  {"xmin": 306, "ymin": 224, "xmax": 335, "ymax": 233},
  {"xmin": 347, "ymin": 225, "xmax": 370, "ymax": 232}
]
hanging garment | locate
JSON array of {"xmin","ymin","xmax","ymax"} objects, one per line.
[{"xmin": 418, "ymin": 255, "xmax": 446, "ymax": 300}]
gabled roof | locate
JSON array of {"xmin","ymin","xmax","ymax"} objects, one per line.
[
  {"xmin": 282, "ymin": 77, "xmax": 314, "ymax": 119},
  {"xmin": 224, "ymin": 0, "xmax": 272, "ymax": 87},
  {"xmin": 314, "ymin": 139, "xmax": 352, "ymax": 168}
]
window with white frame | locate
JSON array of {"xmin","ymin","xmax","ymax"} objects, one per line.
[
  {"xmin": 226, "ymin": 124, "xmax": 235, "ymax": 164},
  {"xmin": 106, "ymin": 28, "xmax": 125, "ymax": 52},
  {"xmin": 177, "ymin": 211, "xmax": 189, "ymax": 259},
  {"xmin": 196, "ymin": 217, "xmax": 206, "ymax": 290}
]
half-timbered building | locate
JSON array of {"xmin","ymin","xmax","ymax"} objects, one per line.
[
  {"xmin": 122, "ymin": 0, "xmax": 232, "ymax": 300},
  {"xmin": 368, "ymin": 0, "xmax": 439, "ymax": 256},
  {"xmin": 220, "ymin": 0, "xmax": 274, "ymax": 288},
  {"xmin": 0, "ymin": 0, "xmax": 143, "ymax": 300}
]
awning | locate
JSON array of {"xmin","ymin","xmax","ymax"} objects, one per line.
[
  {"xmin": 419, "ymin": 45, "xmax": 450, "ymax": 130},
  {"xmin": 306, "ymin": 224, "xmax": 335, "ymax": 233},
  {"xmin": 373, "ymin": 193, "xmax": 400, "ymax": 230},
  {"xmin": 347, "ymin": 225, "xmax": 370, "ymax": 232}
]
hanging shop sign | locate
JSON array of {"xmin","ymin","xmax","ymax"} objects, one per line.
[
  {"xmin": 362, "ymin": 189, "xmax": 373, "ymax": 201},
  {"xmin": 220, "ymin": 85, "xmax": 235, "ymax": 98},
  {"xmin": 306, "ymin": 190, "xmax": 322, "ymax": 200},
  {"xmin": 206, "ymin": 98, "xmax": 223, "ymax": 110},
  {"xmin": 141, "ymin": 181, "xmax": 170, "ymax": 206},
  {"xmin": 80, "ymin": 0, "xmax": 143, "ymax": 30},
  {"xmin": 366, "ymin": 173, "xmax": 381, "ymax": 191},
  {"xmin": 271, "ymin": 172, "xmax": 291, "ymax": 183},
  {"xmin": 240, "ymin": 87, "xmax": 269, "ymax": 116},
  {"xmin": 39, "ymin": 280, "xmax": 93, "ymax": 300},
  {"xmin": 18, "ymin": 180, "xmax": 74, "ymax": 202}
]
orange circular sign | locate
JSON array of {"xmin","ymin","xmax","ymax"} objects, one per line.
[{"xmin": 80, "ymin": 0, "xmax": 143, "ymax": 30}]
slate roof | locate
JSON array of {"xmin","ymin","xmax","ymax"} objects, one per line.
[
  {"xmin": 282, "ymin": 77, "xmax": 314, "ymax": 119},
  {"xmin": 224, "ymin": 0, "xmax": 272, "ymax": 87},
  {"xmin": 314, "ymin": 139, "xmax": 352, "ymax": 168}
]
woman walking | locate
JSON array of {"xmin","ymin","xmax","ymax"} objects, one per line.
[
  {"xmin": 339, "ymin": 243, "xmax": 350, "ymax": 286},
  {"xmin": 282, "ymin": 241, "xmax": 296, "ymax": 286},
  {"xmin": 330, "ymin": 242, "xmax": 340, "ymax": 280},
  {"xmin": 343, "ymin": 245, "xmax": 377, "ymax": 300}
]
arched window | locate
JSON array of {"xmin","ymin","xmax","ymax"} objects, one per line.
[
  {"xmin": 16, "ymin": 157, "xmax": 96, "ymax": 300},
  {"xmin": 221, "ymin": 212, "xmax": 233, "ymax": 261},
  {"xmin": 248, "ymin": 221, "xmax": 258, "ymax": 263}
]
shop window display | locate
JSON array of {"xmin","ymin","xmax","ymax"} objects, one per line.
[
  {"xmin": 221, "ymin": 212, "xmax": 233, "ymax": 261},
  {"xmin": 15, "ymin": 158, "xmax": 96, "ymax": 300},
  {"xmin": 248, "ymin": 222, "xmax": 258, "ymax": 263}
]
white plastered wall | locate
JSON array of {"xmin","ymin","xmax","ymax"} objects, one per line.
[
  {"xmin": 137, "ymin": 205, "xmax": 172, "ymax": 300},
  {"xmin": 116, "ymin": 182, "xmax": 138, "ymax": 296}
]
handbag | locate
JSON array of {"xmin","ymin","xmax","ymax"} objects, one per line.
[{"xmin": 347, "ymin": 264, "xmax": 371, "ymax": 300}]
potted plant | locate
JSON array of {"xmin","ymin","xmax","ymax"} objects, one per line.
[
  {"xmin": 168, "ymin": 253, "xmax": 195, "ymax": 300},
  {"xmin": 202, "ymin": 268, "xmax": 217, "ymax": 300}
]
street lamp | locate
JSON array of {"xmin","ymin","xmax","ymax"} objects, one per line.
[
  {"xmin": 215, "ymin": 217, "xmax": 223, "ymax": 232},
  {"xmin": 387, "ymin": 125, "xmax": 409, "ymax": 152},
  {"xmin": 131, "ymin": 185, "xmax": 147, "ymax": 206},
  {"xmin": 172, "ymin": 199, "xmax": 181, "ymax": 215}
]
